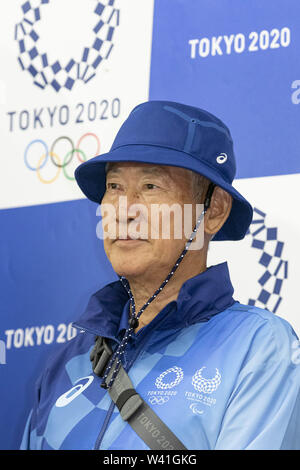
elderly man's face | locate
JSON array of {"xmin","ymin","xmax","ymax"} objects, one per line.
[{"xmin": 101, "ymin": 162, "xmax": 204, "ymax": 279}]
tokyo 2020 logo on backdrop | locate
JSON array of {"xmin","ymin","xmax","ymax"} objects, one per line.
[
  {"xmin": 246, "ymin": 208, "xmax": 288, "ymax": 314},
  {"xmin": 14, "ymin": 0, "xmax": 120, "ymax": 92}
]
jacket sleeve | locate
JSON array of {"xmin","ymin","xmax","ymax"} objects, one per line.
[
  {"xmin": 214, "ymin": 316, "xmax": 300, "ymax": 450},
  {"xmin": 19, "ymin": 372, "xmax": 44, "ymax": 450}
]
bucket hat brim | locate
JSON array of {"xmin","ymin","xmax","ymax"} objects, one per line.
[{"xmin": 75, "ymin": 144, "xmax": 253, "ymax": 241}]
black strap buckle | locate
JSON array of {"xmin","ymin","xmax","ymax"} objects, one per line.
[{"xmin": 90, "ymin": 336, "xmax": 113, "ymax": 378}]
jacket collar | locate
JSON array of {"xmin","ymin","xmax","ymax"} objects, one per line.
[{"xmin": 73, "ymin": 262, "xmax": 235, "ymax": 341}]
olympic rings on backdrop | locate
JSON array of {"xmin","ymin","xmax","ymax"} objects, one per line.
[
  {"xmin": 24, "ymin": 139, "xmax": 49, "ymax": 171},
  {"xmin": 24, "ymin": 133, "xmax": 101, "ymax": 183},
  {"xmin": 76, "ymin": 133, "xmax": 101, "ymax": 163},
  {"xmin": 37, "ymin": 152, "xmax": 61, "ymax": 184},
  {"xmin": 50, "ymin": 136, "xmax": 74, "ymax": 168},
  {"xmin": 63, "ymin": 149, "xmax": 86, "ymax": 181}
]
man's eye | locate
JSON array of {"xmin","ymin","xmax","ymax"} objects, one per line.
[
  {"xmin": 107, "ymin": 182, "xmax": 120, "ymax": 190},
  {"xmin": 145, "ymin": 183, "xmax": 158, "ymax": 190}
]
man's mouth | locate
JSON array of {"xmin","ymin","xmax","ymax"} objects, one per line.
[{"xmin": 113, "ymin": 237, "xmax": 148, "ymax": 244}]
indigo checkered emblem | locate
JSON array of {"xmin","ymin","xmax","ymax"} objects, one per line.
[
  {"xmin": 155, "ymin": 366, "xmax": 184, "ymax": 390},
  {"xmin": 192, "ymin": 367, "xmax": 221, "ymax": 394},
  {"xmin": 14, "ymin": 0, "xmax": 120, "ymax": 92},
  {"xmin": 246, "ymin": 208, "xmax": 288, "ymax": 314}
]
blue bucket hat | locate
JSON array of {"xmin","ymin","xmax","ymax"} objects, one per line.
[{"xmin": 75, "ymin": 100, "xmax": 253, "ymax": 241}]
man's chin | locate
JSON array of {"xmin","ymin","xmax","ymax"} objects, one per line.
[
  {"xmin": 108, "ymin": 243, "xmax": 151, "ymax": 276},
  {"xmin": 113, "ymin": 264, "xmax": 150, "ymax": 279}
]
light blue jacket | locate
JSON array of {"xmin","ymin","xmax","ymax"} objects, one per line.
[{"xmin": 20, "ymin": 263, "xmax": 300, "ymax": 450}]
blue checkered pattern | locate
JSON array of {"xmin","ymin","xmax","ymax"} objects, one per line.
[
  {"xmin": 14, "ymin": 0, "xmax": 120, "ymax": 91},
  {"xmin": 246, "ymin": 208, "xmax": 288, "ymax": 313}
]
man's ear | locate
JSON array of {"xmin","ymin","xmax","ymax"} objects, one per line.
[{"xmin": 204, "ymin": 186, "xmax": 232, "ymax": 236}]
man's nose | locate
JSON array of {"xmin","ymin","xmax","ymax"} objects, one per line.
[
  {"xmin": 116, "ymin": 189, "xmax": 141, "ymax": 223},
  {"xmin": 126, "ymin": 188, "xmax": 141, "ymax": 206}
]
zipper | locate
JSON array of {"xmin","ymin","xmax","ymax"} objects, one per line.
[
  {"xmin": 94, "ymin": 400, "xmax": 116, "ymax": 450},
  {"xmin": 93, "ymin": 331, "xmax": 152, "ymax": 450}
]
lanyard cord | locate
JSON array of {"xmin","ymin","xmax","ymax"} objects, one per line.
[{"xmin": 100, "ymin": 183, "xmax": 215, "ymax": 389}]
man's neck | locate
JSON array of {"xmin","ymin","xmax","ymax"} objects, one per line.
[{"xmin": 126, "ymin": 252, "xmax": 207, "ymax": 333}]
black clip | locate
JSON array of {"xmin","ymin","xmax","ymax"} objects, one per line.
[
  {"xmin": 204, "ymin": 182, "xmax": 216, "ymax": 212},
  {"xmin": 90, "ymin": 336, "xmax": 113, "ymax": 378}
]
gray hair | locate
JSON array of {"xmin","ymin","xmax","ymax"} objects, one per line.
[{"xmin": 189, "ymin": 171, "xmax": 209, "ymax": 203}]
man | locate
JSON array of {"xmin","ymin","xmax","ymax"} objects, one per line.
[{"xmin": 20, "ymin": 101, "xmax": 299, "ymax": 450}]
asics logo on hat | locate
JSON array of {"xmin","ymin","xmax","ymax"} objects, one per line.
[{"xmin": 216, "ymin": 153, "xmax": 228, "ymax": 164}]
